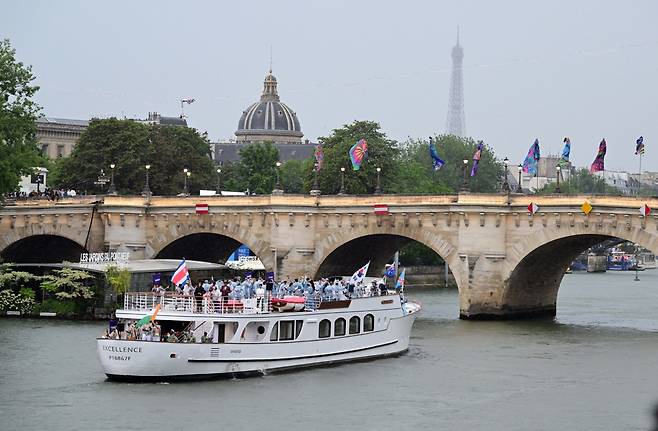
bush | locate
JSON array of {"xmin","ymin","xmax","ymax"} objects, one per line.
[
  {"xmin": 34, "ymin": 298, "xmax": 77, "ymax": 316},
  {"xmin": 0, "ymin": 289, "xmax": 35, "ymax": 314}
]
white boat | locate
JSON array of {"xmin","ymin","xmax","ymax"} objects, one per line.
[{"xmin": 97, "ymin": 290, "xmax": 421, "ymax": 381}]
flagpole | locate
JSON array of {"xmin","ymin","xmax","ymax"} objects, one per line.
[
  {"xmin": 394, "ymin": 251, "xmax": 399, "ymax": 281},
  {"xmin": 639, "ymin": 152, "xmax": 642, "ymax": 196}
]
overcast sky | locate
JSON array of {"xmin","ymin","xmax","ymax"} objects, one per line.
[{"xmin": 3, "ymin": 0, "xmax": 658, "ymax": 171}]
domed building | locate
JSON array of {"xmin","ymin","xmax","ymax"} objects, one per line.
[{"xmin": 235, "ymin": 70, "xmax": 303, "ymax": 145}]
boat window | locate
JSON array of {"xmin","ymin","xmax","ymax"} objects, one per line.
[
  {"xmin": 319, "ymin": 319, "xmax": 331, "ymax": 338},
  {"xmin": 279, "ymin": 321, "xmax": 295, "ymax": 341},
  {"xmin": 295, "ymin": 320, "xmax": 303, "ymax": 338},
  {"xmin": 334, "ymin": 318, "xmax": 346, "ymax": 336},
  {"xmin": 349, "ymin": 316, "xmax": 360, "ymax": 334},
  {"xmin": 364, "ymin": 314, "xmax": 374, "ymax": 332},
  {"xmin": 270, "ymin": 322, "xmax": 278, "ymax": 341}
]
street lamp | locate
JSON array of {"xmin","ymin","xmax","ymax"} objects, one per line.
[
  {"xmin": 310, "ymin": 163, "xmax": 321, "ymax": 196},
  {"xmin": 182, "ymin": 168, "xmax": 190, "ymax": 196},
  {"xmin": 555, "ymin": 165, "xmax": 562, "ymax": 193},
  {"xmin": 142, "ymin": 164, "xmax": 151, "ymax": 197},
  {"xmin": 108, "ymin": 163, "xmax": 117, "ymax": 195},
  {"xmin": 461, "ymin": 159, "xmax": 469, "ymax": 192},
  {"xmin": 375, "ymin": 167, "xmax": 382, "ymax": 195},
  {"xmin": 502, "ymin": 157, "xmax": 510, "ymax": 193},
  {"xmin": 216, "ymin": 168, "xmax": 222, "ymax": 194},
  {"xmin": 516, "ymin": 164, "xmax": 523, "ymax": 193},
  {"xmin": 273, "ymin": 161, "xmax": 283, "ymax": 194},
  {"xmin": 338, "ymin": 167, "xmax": 346, "ymax": 195}
]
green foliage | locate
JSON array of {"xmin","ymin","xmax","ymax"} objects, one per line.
[
  {"xmin": 18, "ymin": 287, "xmax": 35, "ymax": 299},
  {"xmin": 40, "ymin": 267, "xmax": 95, "ymax": 300},
  {"xmin": 34, "ymin": 298, "xmax": 76, "ymax": 315},
  {"xmin": 281, "ymin": 159, "xmax": 311, "ymax": 193},
  {"xmin": 237, "ymin": 142, "xmax": 280, "ymax": 194},
  {"xmin": 537, "ymin": 168, "xmax": 620, "ymax": 195},
  {"xmin": 0, "ymin": 39, "xmax": 42, "ymax": 196},
  {"xmin": 56, "ymin": 119, "xmax": 216, "ymax": 195},
  {"xmin": 0, "ymin": 289, "xmax": 35, "ymax": 314},
  {"xmin": 399, "ymin": 242, "xmax": 444, "ymax": 266},
  {"xmin": 0, "ymin": 264, "xmax": 41, "ymax": 291},
  {"xmin": 395, "ymin": 136, "xmax": 503, "ymax": 194},
  {"xmin": 105, "ymin": 264, "xmax": 130, "ymax": 296},
  {"xmin": 317, "ymin": 121, "xmax": 399, "ymax": 194}
]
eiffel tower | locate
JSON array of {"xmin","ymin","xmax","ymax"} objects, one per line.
[{"xmin": 446, "ymin": 28, "xmax": 466, "ymax": 137}]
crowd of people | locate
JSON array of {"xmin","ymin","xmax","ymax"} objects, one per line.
[
  {"xmin": 5, "ymin": 188, "xmax": 78, "ymax": 200},
  {"xmin": 152, "ymin": 275, "xmax": 391, "ymax": 305}
]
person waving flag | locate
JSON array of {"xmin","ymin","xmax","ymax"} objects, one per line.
[
  {"xmin": 429, "ymin": 137, "xmax": 445, "ymax": 170},
  {"xmin": 522, "ymin": 139, "xmax": 541, "ymax": 175},
  {"xmin": 636, "ymin": 136, "xmax": 645, "ymax": 155},
  {"xmin": 590, "ymin": 138, "xmax": 607, "ymax": 173},
  {"xmin": 470, "ymin": 140, "xmax": 484, "ymax": 177},
  {"xmin": 558, "ymin": 137, "xmax": 571, "ymax": 167}
]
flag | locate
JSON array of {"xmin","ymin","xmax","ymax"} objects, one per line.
[
  {"xmin": 314, "ymin": 145, "xmax": 324, "ymax": 171},
  {"xmin": 384, "ymin": 265, "xmax": 395, "ymax": 278},
  {"xmin": 527, "ymin": 202, "xmax": 539, "ymax": 214},
  {"xmin": 470, "ymin": 140, "xmax": 484, "ymax": 177},
  {"xmin": 429, "ymin": 137, "xmax": 445, "ymax": 171},
  {"xmin": 590, "ymin": 139, "xmax": 607, "ymax": 173},
  {"xmin": 558, "ymin": 137, "xmax": 571, "ymax": 167},
  {"xmin": 195, "ymin": 203, "xmax": 209, "ymax": 214},
  {"xmin": 349, "ymin": 261, "xmax": 370, "ymax": 285},
  {"xmin": 349, "ymin": 138, "xmax": 368, "ymax": 170},
  {"xmin": 522, "ymin": 139, "xmax": 541, "ymax": 175},
  {"xmin": 395, "ymin": 269, "xmax": 406, "ymax": 291},
  {"xmin": 639, "ymin": 204, "xmax": 651, "ymax": 217},
  {"xmin": 373, "ymin": 204, "xmax": 389, "ymax": 215},
  {"xmin": 171, "ymin": 259, "xmax": 190, "ymax": 286},
  {"xmin": 152, "ymin": 273, "xmax": 161, "ymax": 285},
  {"xmin": 150, "ymin": 304, "xmax": 161, "ymax": 322},
  {"xmin": 636, "ymin": 136, "xmax": 645, "ymax": 155}
]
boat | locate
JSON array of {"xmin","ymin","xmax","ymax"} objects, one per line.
[{"xmin": 97, "ymin": 287, "xmax": 421, "ymax": 381}]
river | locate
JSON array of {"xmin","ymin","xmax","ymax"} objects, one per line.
[{"xmin": 1, "ymin": 270, "xmax": 657, "ymax": 431}]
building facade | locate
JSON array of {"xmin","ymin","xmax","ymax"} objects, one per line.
[{"xmin": 36, "ymin": 117, "xmax": 89, "ymax": 158}]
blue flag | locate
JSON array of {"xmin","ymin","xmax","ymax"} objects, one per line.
[
  {"xmin": 558, "ymin": 137, "xmax": 571, "ymax": 167},
  {"xmin": 384, "ymin": 265, "xmax": 395, "ymax": 278},
  {"xmin": 636, "ymin": 136, "xmax": 645, "ymax": 155},
  {"xmin": 429, "ymin": 137, "xmax": 445, "ymax": 171},
  {"xmin": 522, "ymin": 139, "xmax": 541, "ymax": 175}
]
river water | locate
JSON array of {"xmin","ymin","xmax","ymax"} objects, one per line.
[{"xmin": 1, "ymin": 271, "xmax": 657, "ymax": 431}]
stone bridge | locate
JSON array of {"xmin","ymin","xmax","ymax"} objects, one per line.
[{"xmin": 2, "ymin": 194, "xmax": 657, "ymax": 320}]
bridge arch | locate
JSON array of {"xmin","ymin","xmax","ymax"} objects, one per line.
[
  {"xmin": 499, "ymin": 225, "xmax": 658, "ymax": 318},
  {"xmin": 149, "ymin": 226, "xmax": 273, "ymax": 270},
  {"xmin": 309, "ymin": 224, "xmax": 462, "ymax": 290},
  {"xmin": 0, "ymin": 234, "xmax": 88, "ymax": 263}
]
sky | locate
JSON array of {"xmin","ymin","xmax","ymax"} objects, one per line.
[{"xmin": 3, "ymin": 0, "xmax": 658, "ymax": 172}]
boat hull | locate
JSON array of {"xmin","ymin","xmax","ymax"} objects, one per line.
[{"xmin": 97, "ymin": 313, "xmax": 416, "ymax": 381}]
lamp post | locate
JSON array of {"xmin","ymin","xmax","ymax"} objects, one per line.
[
  {"xmin": 555, "ymin": 165, "xmax": 562, "ymax": 193},
  {"xmin": 108, "ymin": 163, "xmax": 117, "ymax": 195},
  {"xmin": 516, "ymin": 164, "xmax": 523, "ymax": 193},
  {"xmin": 142, "ymin": 164, "xmax": 151, "ymax": 197},
  {"xmin": 216, "ymin": 168, "xmax": 222, "ymax": 195},
  {"xmin": 502, "ymin": 157, "xmax": 510, "ymax": 193},
  {"xmin": 182, "ymin": 168, "xmax": 189, "ymax": 196},
  {"xmin": 338, "ymin": 167, "xmax": 346, "ymax": 195},
  {"xmin": 461, "ymin": 159, "xmax": 469, "ymax": 192},
  {"xmin": 273, "ymin": 161, "xmax": 283, "ymax": 194},
  {"xmin": 310, "ymin": 163, "xmax": 321, "ymax": 196},
  {"xmin": 375, "ymin": 167, "xmax": 382, "ymax": 195}
]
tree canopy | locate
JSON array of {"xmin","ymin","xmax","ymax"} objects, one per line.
[
  {"xmin": 56, "ymin": 118, "xmax": 217, "ymax": 195},
  {"xmin": 0, "ymin": 39, "xmax": 42, "ymax": 196},
  {"xmin": 537, "ymin": 168, "xmax": 620, "ymax": 195}
]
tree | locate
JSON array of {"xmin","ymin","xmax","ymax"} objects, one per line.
[
  {"xmin": 236, "ymin": 142, "xmax": 280, "ymax": 194},
  {"xmin": 40, "ymin": 268, "xmax": 95, "ymax": 300},
  {"xmin": 105, "ymin": 264, "xmax": 131, "ymax": 305},
  {"xmin": 0, "ymin": 39, "xmax": 42, "ymax": 196},
  {"xmin": 56, "ymin": 119, "xmax": 216, "ymax": 195},
  {"xmin": 537, "ymin": 168, "xmax": 620, "ymax": 195},
  {"xmin": 281, "ymin": 159, "xmax": 311, "ymax": 193},
  {"xmin": 316, "ymin": 121, "xmax": 399, "ymax": 194}
]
